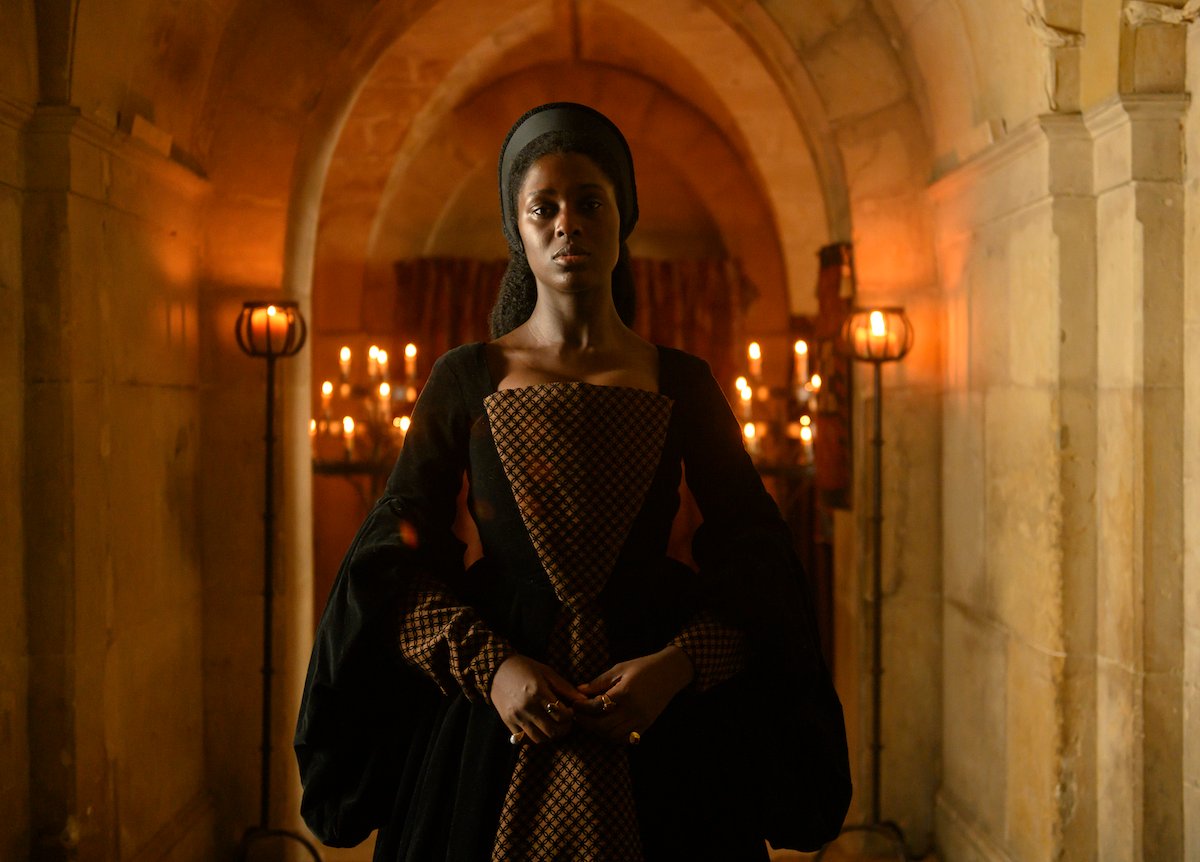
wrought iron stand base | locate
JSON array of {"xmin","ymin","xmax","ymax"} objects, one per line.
[
  {"xmin": 813, "ymin": 820, "xmax": 925, "ymax": 860},
  {"xmin": 235, "ymin": 826, "xmax": 323, "ymax": 861}
]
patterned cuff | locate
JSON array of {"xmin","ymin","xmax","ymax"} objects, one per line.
[
  {"xmin": 467, "ymin": 636, "xmax": 516, "ymax": 704},
  {"xmin": 671, "ymin": 611, "xmax": 747, "ymax": 692}
]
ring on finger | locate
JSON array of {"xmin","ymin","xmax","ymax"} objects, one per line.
[
  {"xmin": 628, "ymin": 731, "xmax": 641, "ymax": 746},
  {"xmin": 545, "ymin": 701, "xmax": 562, "ymax": 719},
  {"xmin": 598, "ymin": 694, "xmax": 614, "ymax": 713},
  {"xmin": 509, "ymin": 730, "xmax": 526, "ymax": 746}
]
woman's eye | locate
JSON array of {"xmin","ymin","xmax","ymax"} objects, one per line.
[{"xmin": 530, "ymin": 204, "xmax": 554, "ymax": 218}]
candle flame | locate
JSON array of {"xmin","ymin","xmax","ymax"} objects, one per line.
[
  {"xmin": 378, "ymin": 349, "xmax": 388, "ymax": 365},
  {"xmin": 321, "ymin": 380, "xmax": 333, "ymax": 397},
  {"xmin": 748, "ymin": 342, "xmax": 761, "ymax": 361},
  {"xmin": 800, "ymin": 415, "xmax": 811, "ymax": 426},
  {"xmin": 794, "ymin": 340, "xmax": 808, "ymax": 355},
  {"xmin": 740, "ymin": 387, "xmax": 752, "ymax": 403},
  {"xmin": 800, "ymin": 425, "xmax": 814, "ymax": 443},
  {"xmin": 405, "ymin": 343, "xmax": 418, "ymax": 359},
  {"xmin": 368, "ymin": 345, "xmax": 379, "ymax": 360},
  {"xmin": 379, "ymin": 382, "xmax": 390, "ymax": 398},
  {"xmin": 743, "ymin": 422, "xmax": 756, "ymax": 440},
  {"xmin": 343, "ymin": 416, "xmax": 355, "ymax": 434},
  {"xmin": 399, "ymin": 416, "xmax": 412, "ymax": 433},
  {"xmin": 339, "ymin": 346, "xmax": 351, "ymax": 362},
  {"xmin": 869, "ymin": 311, "xmax": 887, "ymax": 337},
  {"xmin": 267, "ymin": 305, "xmax": 277, "ymax": 316},
  {"xmin": 735, "ymin": 376, "xmax": 748, "ymax": 392},
  {"xmin": 811, "ymin": 373, "xmax": 822, "ymax": 390},
  {"xmin": 309, "ymin": 418, "xmax": 316, "ymax": 433}
]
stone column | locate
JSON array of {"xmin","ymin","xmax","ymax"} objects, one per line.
[
  {"xmin": 1086, "ymin": 92, "xmax": 1188, "ymax": 862},
  {"xmin": 931, "ymin": 110, "xmax": 1094, "ymax": 862},
  {"xmin": 1, "ymin": 94, "xmax": 33, "ymax": 861}
]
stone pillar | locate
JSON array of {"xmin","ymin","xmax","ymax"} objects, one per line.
[
  {"xmin": 1086, "ymin": 93, "xmax": 1188, "ymax": 862},
  {"xmin": 0, "ymin": 95, "xmax": 33, "ymax": 861},
  {"xmin": 21, "ymin": 105, "xmax": 214, "ymax": 860},
  {"xmin": 931, "ymin": 111, "xmax": 1094, "ymax": 862}
]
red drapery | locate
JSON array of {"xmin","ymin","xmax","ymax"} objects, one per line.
[{"xmin": 374, "ymin": 257, "xmax": 758, "ymax": 387}]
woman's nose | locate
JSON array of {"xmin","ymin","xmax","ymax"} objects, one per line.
[{"xmin": 554, "ymin": 206, "xmax": 581, "ymax": 236}]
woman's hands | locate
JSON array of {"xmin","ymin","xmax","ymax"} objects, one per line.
[
  {"xmin": 491, "ymin": 654, "xmax": 586, "ymax": 744},
  {"xmin": 575, "ymin": 645, "xmax": 695, "ymax": 743}
]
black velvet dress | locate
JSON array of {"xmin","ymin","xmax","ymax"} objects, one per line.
[{"xmin": 295, "ymin": 343, "xmax": 851, "ymax": 861}]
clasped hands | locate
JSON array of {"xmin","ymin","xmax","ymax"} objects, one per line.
[{"xmin": 491, "ymin": 646, "xmax": 694, "ymax": 745}]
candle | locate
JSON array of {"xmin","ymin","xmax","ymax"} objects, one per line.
[
  {"xmin": 339, "ymin": 346, "xmax": 351, "ymax": 381},
  {"xmin": 249, "ymin": 304, "xmax": 290, "ymax": 349},
  {"xmin": 800, "ymin": 423, "xmax": 814, "ymax": 464},
  {"xmin": 342, "ymin": 416, "xmax": 355, "ymax": 458},
  {"xmin": 808, "ymin": 374, "xmax": 822, "ymax": 412},
  {"xmin": 405, "ymin": 343, "xmax": 418, "ymax": 381},
  {"xmin": 869, "ymin": 311, "xmax": 887, "ymax": 357},
  {"xmin": 368, "ymin": 345, "xmax": 380, "ymax": 381},
  {"xmin": 377, "ymin": 349, "xmax": 389, "ymax": 381},
  {"xmin": 742, "ymin": 421, "xmax": 758, "ymax": 455},
  {"xmin": 309, "ymin": 418, "xmax": 317, "ymax": 452},
  {"xmin": 794, "ymin": 340, "xmax": 808, "ymax": 383},
  {"xmin": 320, "ymin": 380, "xmax": 333, "ymax": 419},
  {"xmin": 739, "ymin": 385, "xmax": 753, "ymax": 421},
  {"xmin": 748, "ymin": 342, "xmax": 763, "ymax": 380},
  {"xmin": 378, "ymin": 381, "xmax": 391, "ymax": 422}
]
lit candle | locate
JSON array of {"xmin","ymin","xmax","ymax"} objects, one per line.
[
  {"xmin": 810, "ymin": 373, "xmax": 822, "ymax": 392},
  {"xmin": 869, "ymin": 310, "xmax": 888, "ymax": 357},
  {"xmin": 394, "ymin": 415, "xmax": 411, "ymax": 441},
  {"xmin": 342, "ymin": 416, "xmax": 355, "ymax": 458},
  {"xmin": 742, "ymin": 421, "xmax": 758, "ymax": 455},
  {"xmin": 339, "ymin": 346, "xmax": 351, "ymax": 381},
  {"xmin": 800, "ymin": 423, "xmax": 814, "ymax": 464},
  {"xmin": 249, "ymin": 304, "xmax": 290, "ymax": 349},
  {"xmin": 809, "ymin": 373, "xmax": 822, "ymax": 412},
  {"xmin": 735, "ymin": 376, "xmax": 748, "ymax": 393},
  {"xmin": 368, "ymin": 345, "xmax": 380, "ymax": 381},
  {"xmin": 748, "ymin": 342, "xmax": 763, "ymax": 380},
  {"xmin": 405, "ymin": 343, "xmax": 418, "ymax": 381},
  {"xmin": 739, "ymin": 385, "xmax": 753, "ymax": 421},
  {"xmin": 378, "ymin": 381, "xmax": 391, "ymax": 422},
  {"xmin": 794, "ymin": 340, "xmax": 808, "ymax": 383},
  {"xmin": 320, "ymin": 380, "xmax": 333, "ymax": 419},
  {"xmin": 377, "ymin": 349, "xmax": 389, "ymax": 381}
]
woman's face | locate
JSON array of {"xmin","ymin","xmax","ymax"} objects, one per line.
[{"xmin": 516, "ymin": 151, "xmax": 621, "ymax": 296}]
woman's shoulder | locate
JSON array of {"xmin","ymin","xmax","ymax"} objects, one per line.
[
  {"xmin": 426, "ymin": 342, "xmax": 491, "ymax": 407},
  {"xmin": 655, "ymin": 345, "xmax": 717, "ymax": 391}
]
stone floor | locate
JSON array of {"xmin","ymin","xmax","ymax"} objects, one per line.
[{"xmin": 771, "ymin": 830, "xmax": 939, "ymax": 861}]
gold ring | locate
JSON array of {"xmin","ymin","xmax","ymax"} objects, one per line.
[
  {"xmin": 628, "ymin": 731, "xmax": 641, "ymax": 746},
  {"xmin": 509, "ymin": 731, "xmax": 525, "ymax": 745},
  {"xmin": 545, "ymin": 701, "xmax": 561, "ymax": 718},
  {"xmin": 599, "ymin": 695, "xmax": 614, "ymax": 713}
]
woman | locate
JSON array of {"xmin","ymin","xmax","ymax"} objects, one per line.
[{"xmin": 296, "ymin": 103, "xmax": 850, "ymax": 861}]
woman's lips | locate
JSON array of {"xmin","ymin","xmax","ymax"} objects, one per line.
[{"xmin": 553, "ymin": 246, "xmax": 590, "ymax": 266}]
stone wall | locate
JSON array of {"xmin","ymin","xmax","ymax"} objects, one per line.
[
  {"xmin": 16, "ymin": 104, "xmax": 215, "ymax": 859},
  {"xmin": 931, "ymin": 81, "xmax": 1193, "ymax": 861}
]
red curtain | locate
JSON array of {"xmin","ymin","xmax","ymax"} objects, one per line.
[{"xmin": 375, "ymin": 256, "xmax": 757, "ymax": 385}]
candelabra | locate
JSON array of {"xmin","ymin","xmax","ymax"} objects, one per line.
[
  {"xmin": 311, "ymin": 341, "xmax": 424, "ymax": 497},
  {"xmin": 735, "ymin": 338, "xmax": 822, "ymax": 472}
]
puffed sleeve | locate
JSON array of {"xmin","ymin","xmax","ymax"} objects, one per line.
[
  {"xmin": 295, "ymin": 347, "xmax": 509, "ymax": 845},
  {"xmin": 666, "ymin": 351, "xmax": 851, "ymax": 851},
  {"xmin": 386, "ymin": 352, "xmax": 514, "ymax": 703}
]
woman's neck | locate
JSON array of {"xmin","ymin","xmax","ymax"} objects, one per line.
[{"xmin": 521, "ymin": 289, "xmax": 626, "ymax": 350}]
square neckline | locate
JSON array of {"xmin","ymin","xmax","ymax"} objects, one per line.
[{"xmin": 479, "ymin": 341, "xmax": 666, "ymax": 397}]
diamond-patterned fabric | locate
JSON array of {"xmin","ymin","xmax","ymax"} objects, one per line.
[
  {"xmin": 671, "ymin": 610, "xmax": 747, "ymax": 692},
  {"xmin": 485, "ymin": 382, "xmax": 673, "ymax": 862}
]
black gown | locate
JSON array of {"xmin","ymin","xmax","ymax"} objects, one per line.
[{"xmin": 295, "ymin": 342, "xmax": 851, "ymax": 860}]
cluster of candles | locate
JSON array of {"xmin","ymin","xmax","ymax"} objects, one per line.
[
  {"xmin": 737, "ymin": 339, "xmax": 820, "ymax": 463},
  {"xmin": 310, "ymin": 342, "xmax": 420, "ymax": 459}
]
